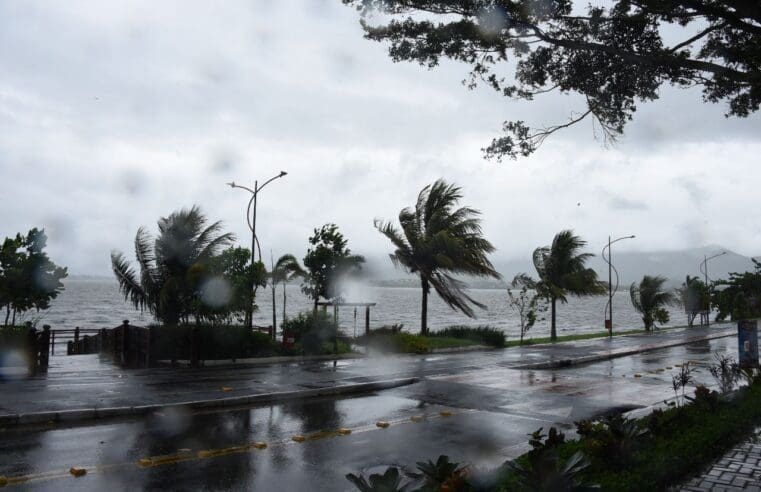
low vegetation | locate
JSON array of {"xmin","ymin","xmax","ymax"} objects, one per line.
[
  {"xmin": 357, "ymin": 325, "xmax": 504, "ymax": 354},
  {"xmin": 430, "ymin": 325, "xmax": 506, "ymax": 348}
]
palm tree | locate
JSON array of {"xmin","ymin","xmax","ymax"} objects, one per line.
[
  {"xmin": 533, "ymin": 230, "xmax": 605, "ymax": 341},
  {"xmin": 678, "ymin": 275, "xmax": 709, "ymax": 327},
  {"xmin": 630, "ymin": 275, "xmax": 678, "ymax": 330},
  {"xmin": 375, "ymin": 179, "xmax": 500, "ymax": 335},
  {"xmin": 269, "ymin": 253, "xmax": 305, "ymax": 337},
  {"xmin": 111, "ymin": 206, "xmax": 235, "ymax": 325}
]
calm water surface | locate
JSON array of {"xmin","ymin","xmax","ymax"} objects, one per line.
[{"xmin": 38, "ymin": 278, "xmax": 691, "ymax": 340}]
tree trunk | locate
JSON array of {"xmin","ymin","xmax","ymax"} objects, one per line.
[
  {"xmin": 421, "ymin": 277, "xmax": 429, "ymax": 336},
  {"xmin": 550, "ymin": 296, "xmax": 557, "ymax": 341},
  {"xmin": 11, "ymin": 308, "xmax": 16, "ymax": 326},
  {"xmin": 271, "ymin": 282, "xmax": 277, "ymax": 341},
  {"xmin": 4, "ymin": 305, "xmax": 9, "ymax": 326},
  {"xmin": 283, "ymin": 283, "xmax": 287, "ymax": 325}
]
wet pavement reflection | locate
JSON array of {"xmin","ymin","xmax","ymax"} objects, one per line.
[{"xmin": 0, "ymin": 336, "xmax": 739, "ymax": 491}]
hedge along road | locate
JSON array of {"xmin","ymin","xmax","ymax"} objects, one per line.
[{"xmin": 0, "ymin": 334, "xmax": 739, "ymax": 491}]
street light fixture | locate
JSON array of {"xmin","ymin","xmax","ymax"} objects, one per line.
[
  {"xmin": 602, "ymin": 234, "xmax": 635, "ymax": 337},
  {"xmin": 227, "ymin": 171, "xmax": 288, "ymax": 329},
  {"xmin": 699, "ymin": 251, "xmax": 726, "ymax": 327}
]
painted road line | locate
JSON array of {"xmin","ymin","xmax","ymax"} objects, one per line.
[{"xmin": 0, "ymin": 408, "xmax": 470, "ymax": 488}]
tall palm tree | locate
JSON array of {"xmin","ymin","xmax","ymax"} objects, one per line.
[
  {"xmin": 269, "ymin": 253, "xmax": 305, "ymax": 337},
  {"xmin": 375, "ymin": 179, "xmax": 500, "ymax": 335},
  {"xmin": 111, "ymin": 206, "xmax": 235, "ymax": 325},
  {"xmin": 533, "ymin": 230, "xmax": 605, "ymax": 341},
  {"xmin": 630, "ymin": 275, "xmax": 678, "ymax": 330}
]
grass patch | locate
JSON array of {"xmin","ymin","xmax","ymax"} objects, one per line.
[
  {"xmin": 430, "ymin": 325, "xmax": 506, "ymax": 347},
  {"xmin": 357, "ymin": 329, "xmax": 479, "ymax": 354},
  {"xmin": 508, "ymin": 326, "xmax": 686, "ymax": 347}
]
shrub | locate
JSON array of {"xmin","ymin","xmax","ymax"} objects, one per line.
[
  {"xmin": 431, "ymin": 325, "xmax": 505, "ymax": 347},
  {"xmin": 0, "ymin": 325, "xmax": 29, "ymax": 348},
  {"xmin": 359, "ymin": 330, "xmax": 431, "ymax": 354},
  {"xmin": 708, "ymin": 353, "xmax": 741, "ymax": 394},
  {"xmin": 151, "ymin": 324, "xmax": 279, "ymax": 361},
  {"xmin": 282, "ymin": 311, "xmax": 341, "ymax": 355}
]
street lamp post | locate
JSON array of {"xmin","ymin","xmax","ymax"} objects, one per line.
[
  {"xmin": 602, "ymin": 234, "xmax": 635, "ymax": 337},
  {"xmin": 227, "ymin": 171, "xmax": 287, "ymax": 330},
  {"xmin": 700, "ymin": 251, "xmax": 726, "ymax": 327}
]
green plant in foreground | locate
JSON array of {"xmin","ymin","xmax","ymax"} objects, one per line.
[
  {"xmin": 506, "ymin": 450, "xmax": 597, "ymax": 492},
  {"xmin": 346, "ymin": 467, "xmax": 413, "ymax": 492},
  {"xmin": 670, "ymin": 362, "xmax": 695, "ymax": 408},
  {"xmin": 409, "ymin": 455, "xmax": 470, "ymax": 491},
  {"xmin": 708, "ymin": 352, "xmax": 741, "ymax": 394}
]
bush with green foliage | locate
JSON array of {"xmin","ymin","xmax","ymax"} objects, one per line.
[
  {"xmin": 1, "ymin": 228, "xmax": 67, "ymax": 326},
  {"xmin": 281, "ymin": 310, "xmax": 342, "ymax": 355},
  {"xmin": 151, "ymin": 324, "xmax": 279, "ymax": 361},
  {"xmin": 347, "ymin": 455, "xmax": 470, "ymax": 492},
  {"xmin": 711, "ymin": 259, "xmax": 761, "ymax": 321},
  {"xmin": 430, "ymin": 325, "xmax": 505, "ymax": 347}
]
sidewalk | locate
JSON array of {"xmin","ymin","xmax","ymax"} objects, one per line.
[
  {"xmin": 0, "ymin": 324, "xmax": 735, "ymax": 426},
  {"xmin": 681, "ymin": 429, "xmax": 761, "ymax": 491}
]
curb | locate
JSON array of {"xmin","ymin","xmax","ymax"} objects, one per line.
[
  {"xmin": 511, "ymin": 329, "xmax": 735, "ymax": 370},
  {"xmin": 0, "ymin": 377, "xmax": 418, "ymax": 428},
  {"xmin": 157, "ymin": 352, "xmax": 365, "ymax": 367}
]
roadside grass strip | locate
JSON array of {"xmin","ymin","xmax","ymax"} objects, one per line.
[{"xmin": 0, "ymin": 408, "xmax": 470, "ymax": 488}]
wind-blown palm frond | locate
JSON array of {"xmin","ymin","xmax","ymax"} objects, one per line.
[
  {"xmin": 111, "ymin": 206, "xmax": 235, "ymax": 325},
  {"xmin": 375, "ymin": 179, "xmax": 500, "ymax": 333},
  {"xmin": 111, "ymin": 251, "xmax": 147, "ymax": 311},
  {"xmin": 534, "ymin": 230, "xmax": 605, "ymax": 340},
  {"xmin": 631, "ymin": 275, "xmax": 678, "ymax": 330}
]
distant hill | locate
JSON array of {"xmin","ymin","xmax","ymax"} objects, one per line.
[{"xmin": 367, "ymin": 246, "xmax": 758, "ymax": 289}]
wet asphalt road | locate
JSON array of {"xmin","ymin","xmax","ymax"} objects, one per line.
[{"xmin": 0, "ymin": 336, "xmax": 737, "ymax": 491}]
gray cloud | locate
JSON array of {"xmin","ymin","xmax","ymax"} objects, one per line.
[{"xmin": 0, "ymin": 0, "xmax": 759, "ymax": 275}]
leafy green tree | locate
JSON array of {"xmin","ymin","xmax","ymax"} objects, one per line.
[
  {"xmin": 269, "ymin": 253, "xmax": 305, "ymax": 336},
  {"xmin": 0, "ymin": 228, "xmax": 67, "ymax": 326},
  {"xmin": 508, "ymin": 273, "xmax": 547, "ymax": 344},
  {"xmin": 712, "ymin": 259, "xmax": 761, "ymax": 321},
  {"xmin": 376, "ymin": 179, "xmax": 500, "ymax": 335},
  {"xmin": 302, "ymin": 224, "xmax": 365, "ymax": 309},
  {"xmin": 111, "ymin": 206, "xmax": 235, "ymax": 325},
  {"xmin": 678, "ymin": 275, "xmax": 709, "ymax": 327},
  {"xmin": 630, "ymin": 275, "xmax": 678, "ymax": 330},
  {"xmin": 201, "ymin": 246, "xmax": 267, "ymax": 325},
  {"xmin": 344, "ymin": 0, "xmax": 761, "ymax": 160},
  {"xmin": 533, "ymin": 230, "xmax": 604, "ymax": 341}
]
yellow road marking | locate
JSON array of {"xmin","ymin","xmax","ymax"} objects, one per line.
[{"xmin": 0, "ymin": 409, "xmax": 467, "ymax": 488}]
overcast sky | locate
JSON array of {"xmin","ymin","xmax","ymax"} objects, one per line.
[{"xmin": 1, "ymin": 0, "xmax": 760, "ymax": 276}]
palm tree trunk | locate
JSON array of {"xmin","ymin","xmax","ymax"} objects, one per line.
[
  {"xmin": 271, "ymin": 282, "xmax": 277, "ymax": 340},
  {"xmin": 550, "ymin": 296, "xmax": 557, "ymax": 341},
  {"xmin": 11, "ymin": 308, "xmax": 16, "ymax": 326},
  {"xmin": 282, "ymin": 283, "xmax": 287, "ymax": 325},
  {"xmin": 4, "ymin": 305, "xmax": 9, "ymax": 326},
  {"xmin": 421, "ymin": 278, "xmax": 429, "ymax": 336}
]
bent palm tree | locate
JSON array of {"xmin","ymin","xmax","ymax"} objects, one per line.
[
  {"xmin": 630, "ymin": 275, "xmax": 678, "ymax": 330},
  {"xmin": 375, "ymin": 179, "xmax": 500, "ymax": 335},
  {"xmin": 534, "ymin": 230, "xmax": 605, "ymax": 341},
  {"xmin": 269, "ymin": 253, "xmax": 305, "ymax": 336},
  {"xmin": 111, "ymin": 206, "xmax": 235, "ymax": 325}
]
